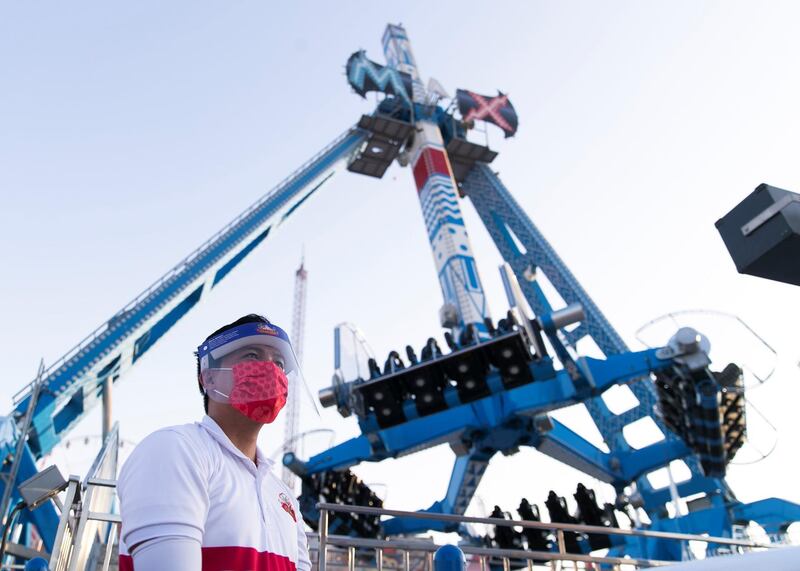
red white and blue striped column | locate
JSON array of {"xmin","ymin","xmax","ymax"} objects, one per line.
[
  {"xmin": 408, "ymin": 123, "xmax": 490, "ymax": 335},
  {"xmin": 382, "ymin": 24, "xmax": 490, "ymax": 336}
]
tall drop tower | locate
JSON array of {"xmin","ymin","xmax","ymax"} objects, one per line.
[
  {"xmin": 282, "ymin": 255, "xmax": 308, "ymax": 490},
  {"xmin": 382, "ymin": 24, "xmax": 490, "ymax": 338}
]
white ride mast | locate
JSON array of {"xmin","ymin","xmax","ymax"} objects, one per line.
[
  {"xmin": 282, "ymin": 255, "xmax": 308, "ymax": 491},
  {"xmin": 282, "ymin": 256, "xmax": 308, "ymax": 491}
]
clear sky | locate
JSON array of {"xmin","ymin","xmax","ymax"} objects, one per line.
[{"xmin": 2, "ymin": 1, "xmax": 800, "ymax": 529}]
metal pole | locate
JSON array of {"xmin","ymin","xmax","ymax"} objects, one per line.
[
  {"xmin": 556, "ymin": 529, "xmax": 566, "ymax": 571},
  {"xmin": 283, "ymin": 257, "xmax": 308, "ymax": 491},
  {"xmin": 666, "ymin": 465, "xmax": 682, "ymax": 518},
  {"xmin": 318, "ymin": 509, "xmax": 329, "ymax": 571},
  {"xmin": 48, "ymin": 476, "xmax": 80, "ymax": 571},
  {"xmin": 0, "ymin": 360, "xmax": 45, "ymax": 526},
  {"xmin": 102, "ymin": 375, "xmax": 112, "ymax": 441},
  {"xmin": 556, "ymin": 530, "xmax": 566, "ymax": 555},
  {"xmin": 101, "ymin": 523, "xmax": 118, "ymax": 571},
  {"xmin": 666, "ymin": 465, "xmax": 694, "ymax": 561}
]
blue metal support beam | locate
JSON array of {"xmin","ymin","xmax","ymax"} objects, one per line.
[
  {"xmin": 2, "ymin": 126, "xmax": 368, "ymax": 550},
  {"xmin": 383, "ymin": 451, "xmax": 494, "ymax": 535},
  {"xmin": 0, "ymin": 419, "xmax": 59, "ymax": 552},
  {"xmin": 299, "ymin": 347, "xmax": 673, "ymax": 475},
  {"xmin": 733, "ymin": 498, "xmax": 800, "ymax": 536},
  {"xmin": 460, "ymin": 163, "xmax": 729, "ymax": 513},
  {"xmin": 296, "ymin": 342, "xmax": 718, "ymax": 541},
  {"xmin": 13, "ymin": 126, "xmax": 367, "ymax": 458}
]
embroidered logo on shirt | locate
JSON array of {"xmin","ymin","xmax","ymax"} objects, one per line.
[{"xmin": 279, "ymin": 492, "xmax": 297, "ymax": 522}]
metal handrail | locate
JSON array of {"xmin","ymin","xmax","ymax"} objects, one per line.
[
  {"xmin": 316, "ymin": 502, "xmax": 775, "ymax": 550},
  {"xmin": 13, "ymin": 125, "xmax": 365, "ymax": 406},
  {"xmin": 49, "ymin": 476, "xmax": 81, "ymax": 571},
  {"xmin": 315, "ymin": 502, "xmax": 782, "ymax": 571},
  {"xmin": 48, "ymin": 423, "xmax": 121, "ymax": 571},
  {"xmin": 41, "ymin": 482, "xmax": 782, "ymax": 570},
  {"xmin": 81, "ymin": 425, "xmax": 119, "ymax": 488},
  {"xmin": 319, "ymin": 534, "xmax": 669, "ymax": 567},
  {"xmin": 49, "ymin": 478, "xmax": 120, "ymax": 571},
  {"xmin": 67, "ymin": 423, "xmax": 119, "ymax": 571}
]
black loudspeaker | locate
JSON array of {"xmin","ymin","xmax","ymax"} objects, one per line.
[{"xmin": 716, "ymin": 183, "xmax": 800, "ymax": 286}]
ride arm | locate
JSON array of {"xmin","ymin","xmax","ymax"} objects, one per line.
[
  {"xmin": 2, "ymin": 125, "xmax": 368, "ymax": 552},
  {"xmin": 292, "ymin": 347, "xmax": 679, "ymax": 475},
  {"xmin": 11, "ymin": 126, "xmax": 368, "ymax": 459},
  {"xmin": 461, "ymin": 163, "xmax": 728, "ymax": 517}
]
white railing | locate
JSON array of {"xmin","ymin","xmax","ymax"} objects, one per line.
[
  {"xmin": 49, "ymin": 424, "xmax": 121, "ymax": 571},
  {"xmin": 315, "ymin": 503, "xmax": 778, "ymax": 571},
  {"xmin": 45, "ymin": 481, "xmax": 784, "ymax": 570}
]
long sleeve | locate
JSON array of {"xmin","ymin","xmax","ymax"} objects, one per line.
[
  {"xmin": 118, "ymin": 429, "xmax": 211, "ymax": 549},
  {"xmin": 131, "ymin": 536, "xmax": 203, "ymax": 571}
]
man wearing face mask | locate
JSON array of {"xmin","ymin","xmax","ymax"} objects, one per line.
[{"xmin": 117, "ymin": 314, "xmax": 311, "ymax": 571}]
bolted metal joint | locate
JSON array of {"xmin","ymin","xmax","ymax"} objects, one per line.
[
  {"xmin": 657, "ymin": 327, "xmax": 712, "ymax": 372},
  {"xmin": 318, "ymin": 386, "xmax": 337, "ymax": 409}
]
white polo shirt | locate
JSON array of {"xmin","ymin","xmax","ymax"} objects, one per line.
[{"xmin": 118, "ymin": 416, "xmax": 310, "ymax": 571}]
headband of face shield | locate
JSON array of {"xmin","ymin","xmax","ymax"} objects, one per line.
[{"xmin": 197, "ymin": 321, "xmax": 319, "ymax": 417}]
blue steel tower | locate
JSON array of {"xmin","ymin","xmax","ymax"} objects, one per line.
[{"xmin": 298, "ymin": 23, "xmax": 800, "ymax": 561}]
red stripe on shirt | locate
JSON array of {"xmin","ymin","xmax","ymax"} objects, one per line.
[{"xmin": 119, "ymin": 546, "xmax": 296, "ymax": 571}]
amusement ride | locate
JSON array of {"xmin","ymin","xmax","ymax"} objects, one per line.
[{"xmin": 1, "ymin": 22, "xmax": 799, "ymax": 569}]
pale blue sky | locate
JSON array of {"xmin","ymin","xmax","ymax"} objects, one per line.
[{"xmin": 2, "ymin": 1, "xmax": 800, "ymax": 521}]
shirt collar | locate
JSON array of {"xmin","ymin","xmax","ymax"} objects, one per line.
[{"xmin": 199, "ymin": 415, "xmax": 274, "ymax": 471}]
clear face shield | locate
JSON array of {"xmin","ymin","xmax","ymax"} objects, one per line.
[{"xmin": 198, "ymin": 321, "xmax": 319, "ymax": 423}]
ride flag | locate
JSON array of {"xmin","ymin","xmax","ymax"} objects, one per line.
[
  {"xmin": 346, "ymin": 50, "xmax": 414, "ymax": 106},
  {"xmin": 456, "ymin": 89, "xmax": 519, "ymax": 138}
]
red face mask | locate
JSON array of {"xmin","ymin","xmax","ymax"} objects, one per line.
[{"xmin": 229, "ymin": 361, "xmax": 288, "ymax": 424}]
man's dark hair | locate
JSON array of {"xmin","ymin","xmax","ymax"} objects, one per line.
[{"xmin": 195, "ymin": 314, "xmax": 271, "ymax": 413}]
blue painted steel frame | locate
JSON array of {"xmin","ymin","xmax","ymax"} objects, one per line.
[
  {"xmin": 13, "ymin": 128, "xmax": 367, "ymax": 457},
  {"xmin": 295, "ymin": 347, "xmax": 705, "ymax": 535},
  {"xmin": 3, "ymin": 97, "xmax": 797, "ymax": 561},
  {"xmin": 1, "ymin": 127, "xmax": 367, "ymax": 552},
  {"xmin": 0, "ymin": 420, "xmax": 59, "ymax": 552},
  {"xmin": 459, "ymin": 163, "xmax": 799, "ymax": 557},
  {"xmin": 461, "ymin": 165, "xmax": 719, "ymax": 487},
  {"xmin": 301, "ymin": 349, "xmax": 672, "ymax": 469},
  {"xmin": 461, "ymin": 163, "xmax": 720, "ymax": 499},
  {"xmin": 293, "ymin": 157, "xmax": 800, "ymax": 560}
]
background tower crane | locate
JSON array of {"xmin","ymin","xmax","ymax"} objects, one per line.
[{"xmin": 283, "ymin": 255, "xmax": 309, "ymax": 491}]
